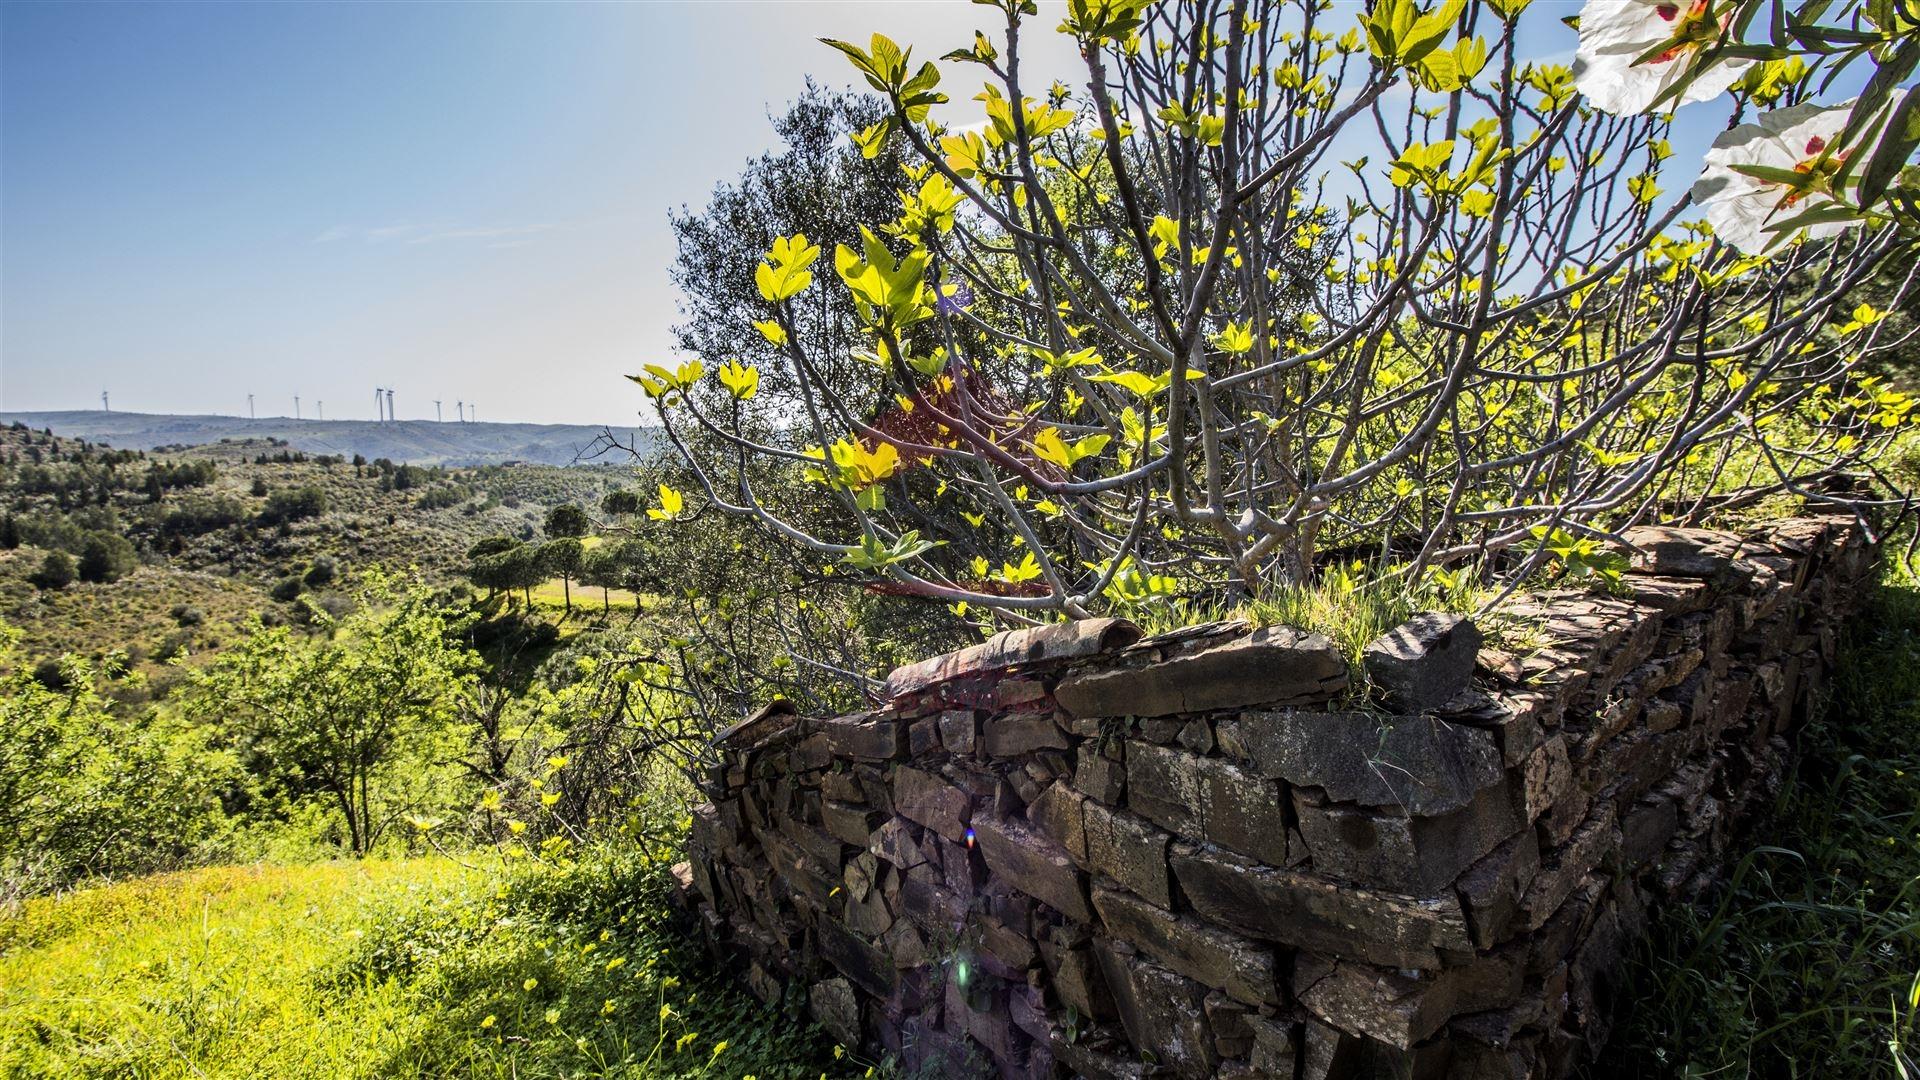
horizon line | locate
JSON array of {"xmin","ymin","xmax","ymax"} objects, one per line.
[{"xmin": 0, "ymin": 407, "xmax": 657, "ymax": 429}]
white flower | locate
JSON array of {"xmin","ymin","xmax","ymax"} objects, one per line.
[
  {"xmin": 1691, "ymin": 101, "xmax": 1862, "ymax": 254},
  {"xmin": 1574, "ymin": 0, "xmax": 1752, "ymax": 115}
]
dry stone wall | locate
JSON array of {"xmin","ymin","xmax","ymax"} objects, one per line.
[{"xmin": 681, "ymin": 516, "xmax": 1875, "ymax": 1079}]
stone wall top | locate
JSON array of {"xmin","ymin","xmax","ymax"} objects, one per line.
[{"xmin": 883, "ymin": 617, "xmax": 1142, "ymax": 701}]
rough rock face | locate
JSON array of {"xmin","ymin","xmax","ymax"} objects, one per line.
[
  {"xmin": 683, "ymin": 516, "xmax": 1875, "ymax": 1079},
  {"xmin": 1363, "ymin": 613, "xmax": 1484, "ymax": 712}
]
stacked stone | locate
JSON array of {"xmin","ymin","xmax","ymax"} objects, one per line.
[{"xmin": 682, "ymin": 516, "xmax": 1874, "ymax": 1079}]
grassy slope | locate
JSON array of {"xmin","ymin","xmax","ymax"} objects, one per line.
[
  {"xmin": 0, "ymin": 854, "xmax": 851, "ymax": 1080},
  {"xmin": 0, "ymin": 553, "xmax": 263, "ymax": 671},
  {"xmin": 0, "ymin": 859, "xmax": 474, "ymax": 1079}
]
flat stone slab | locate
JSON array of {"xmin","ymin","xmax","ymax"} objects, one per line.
[
  {"xmin": 982, "ymin": 713, "xmax": 1070, "ymax": 756},
  {"xmin": 1218, "ymin": 710, "xmax": 1504, "ymax": 817},
  {"xmin": 1126, "ymin": 741, "xmax": 1290, "ymax": 865},
  {"xmin": 972, "ymin": 813, "xmax": 1092, "ymax": 922},
  {"xmin": 1055, "ymin": 625, "xmax": 1348, "ymax": 719},
  {"xmin": 1294, "ymin": 951, "xmax": 1521, "ymax": 1050},
  {"xmin": 1094, "ymin": 943, "xmax": 1218, "ymax": 1080},
  {"xmin": 1172, "ymin": 847, "xmax": 1472, "ymax": 969},
  {"xmin": 1083, "ymin": 798, "xmax": 1174, "ymax": 907},
  {"xmin": 1092, "ymin": 885, "xmax": 1279, "ymax": 1006},
  {"xmin": 884, "ymin": 618, "xmax": 1141, "ymax": 700},
  {"xmin": 815, "ymin": 917, "xmax": 897, "ymax": 999},
  {"xmin": 818, "ymin": 713, "xmax": 903, "ymax": 761},
  {"xmin": 808, "ymin": 977, "xmax": 861, "ymax": 1046},
  {"xmin": 1623, "ymin": 525, "xmax": 1751, "ymax": 583},
  {"xmin": 711, "ymin": 698, "xmax": 798, "ymax": 750},
  {"xmin": 1291, "ymin": 782, "xmax": 1523, "ymax": 895},
  {"xmin": 893, "ymin": 765, "xmax": 972, "ymax": 843}
]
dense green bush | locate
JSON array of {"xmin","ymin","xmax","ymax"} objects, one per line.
[
  {"xmin": 156, "ymin": 495, "xmax": 244, "ymax": 539},
  {"xmin": 77, "ymin": 530, "xmax": 137, "ymax": 583},
  {"xmin": 0, "ymin": 629, "xmax": 237, "ymax": 898},
  {"xmin": 304, "ymin": 555, "xmax": 339, "ymax": 587},
  {"xmin": 258, "ymin": 485, "xmax": 327, "ymax": 525},
  {"xmin": 416, "ymin": 484, "xmax": 469, "ymax": 511},
  {"xmin": 29, "ymin": 550, "xmax": 74, "ymax": 591}
]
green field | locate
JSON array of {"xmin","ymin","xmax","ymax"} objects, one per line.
[{"xmin": 530, "ymin": 575, "xmax": 645, "ymax": 613}]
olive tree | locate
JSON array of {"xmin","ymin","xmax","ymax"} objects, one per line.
[
  {"xmin": 192, "ymin": 575, "xmax": 480, "ymax": 854},
  {"xmin": 638, "ymin": 0, "xmax": 1920, "ymax": 626}
]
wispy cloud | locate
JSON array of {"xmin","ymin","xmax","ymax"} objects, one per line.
[
  {"xmin": 409, "ymin": 224, "xmax": 556, "ymax": 245},
  {"xmin": 312, "ymin": 222, "xmax": 559, "ymax": 246}
]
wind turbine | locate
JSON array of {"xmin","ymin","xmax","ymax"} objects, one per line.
[
  {"xmin": 434, "ymin": 399, "xmax": 443, "ymax": 423},
  {"xmin": 456, "ymin": 400, "xmax": 464, "ymax": 423},
  {"xmin": 248, "ymin": 394, "xmax": 255, "ymax": 419},
  {"xmin": 374, "ymin": 387, "xmax": 386, "ymax": 422},
  {"xmin": 386, "ymin": 388, "xmax": 396, "ymax": 422},
  {"xmin": 101, "ymin": 391, "xmax": 109, "ymax": 413},
  {"xmin": 294, "ymin": 396, "xmax": 301, "ymax": 420},
  {"xmin": 316, "ymin": 400, "xmax": 324, "ymax": 421}
]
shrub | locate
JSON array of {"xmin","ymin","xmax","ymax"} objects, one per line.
[
  {"xmin": 76, "ymin": 531, "xmax": 137, "ymax": 584},
  {"xmin": 258, "ymin": 486, "xmax": 326, "ymax": 526},
  {"xmin": 159, "ymin": 496, "xmax": 243, "ymax": 539},
  {"xmin": 303, "ymin": 555, "xmax": 338, "ymax": 587},
  {"xmin": 600, "ymin": 489, "xmax": 641, "ymax": 516},
  {"xmin": 1, "ymin": 628, "xmax": 237, "ymax": 894},
  {"xmin": 151, "ymin": 629, "xmax": 193, "ymax": 664},
  {"xmin": 30, "ymin": 658, "xmax": 68, "ymax": 692},
  {"xmin": 29, "ymin": 551, "xmax": 74, "ymax": 591},
  {"xmin": 416, "ymin": 484, "xmax": 467, "ymax": 511}
]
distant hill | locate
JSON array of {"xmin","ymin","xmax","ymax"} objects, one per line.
[{"xmin": 0, "ymin": 410, "xmax": 659, "ymax": 467}]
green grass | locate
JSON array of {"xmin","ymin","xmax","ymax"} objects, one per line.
[
  {"xmin": 1124, "ymin": 564, "xmax": 1492, "ymax": 680},
  {"xmin": 1595, "ymin": 567, "xmax": 1920, "ymax": 1078},
  {"xmin": 530, "ymin": 577, "xmax": 643, "ymax": 612},
  {"xmin": 0, "ymin": 859, "xmax": 473, "ymax": 1078},
  {"xmin": 0, "ymin": 851, "xmax": 855, "ymax": 1079}
]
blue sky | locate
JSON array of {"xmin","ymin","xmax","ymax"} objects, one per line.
[
  {"xmin": 1, "ymin": 1, "xmax": 1742, "ymax": 425},
  {"xmin": 0, "ymin": 1, "xmax": 1080, "ymax": 424}
]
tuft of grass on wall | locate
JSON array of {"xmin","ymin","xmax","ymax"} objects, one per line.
[
  {"xmin": 1595, "ymin": 567, "xmax": 1920, "ymax": 1079},
  {"xmin": 1125, "ymin": 562, "xmax": 1490, "ymax": 680}
]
